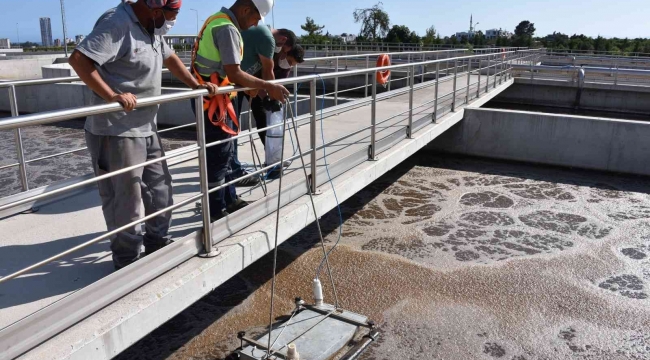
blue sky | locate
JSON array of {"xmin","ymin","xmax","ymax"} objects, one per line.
[{"xmin": 2, "ymin": 0, "xmax": 647, "ymax": 43}]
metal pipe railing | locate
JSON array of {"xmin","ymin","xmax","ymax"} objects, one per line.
[
  {"xmin": 0, "ymin": 50, "xmax": 527, "ymax": 286},
  {"xmin": 309, "ymin": 79, "xmax": 318, "ymax": 193},
  {"xmin": 8, "ymin": 85, "xmax": 29, "ymax": 191},
  {"xmin": 0, "ymin": 48, "xmax": 533, "ymax": 180}
]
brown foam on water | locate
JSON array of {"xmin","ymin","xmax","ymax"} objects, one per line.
[
  {"xmin": 161, "ymin": 242, "xmax": 650, "ymax": 359},
  {"xmin": 118, "ymin": 155, "xmax": 650, "ymax": 360}
]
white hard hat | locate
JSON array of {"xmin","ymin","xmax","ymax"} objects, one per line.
[{"xmin": 252, "ymin": 0, "xmax": 274, "ymax": 19}]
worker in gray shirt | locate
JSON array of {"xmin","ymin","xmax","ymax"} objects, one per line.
[{"xmin": 69, "ymin": 0, "xmax": 218, "ymax": 270}]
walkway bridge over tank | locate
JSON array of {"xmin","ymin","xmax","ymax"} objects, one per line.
[{"xmin": 0, "ymin": 48, "xmax": 542, "ymax": 360}]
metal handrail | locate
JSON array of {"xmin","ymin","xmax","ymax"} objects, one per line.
[
  {"xmin": 547, "ymin": 48, "xmax": 650, "ymax": 58},
  {"xmin": 303, "ymin": 48, "xmax": 504, "ymax": 62},
  {"xmin": 0, "ymin": 48, "xmax": 521, "ymax": 90},
  {"xmin": 0, "ymin": 49, "xmax": 527, "ymax": 286},
  {"xmin": 542, "ymin": 52, "xmax": 650, "ymax": 62},
  {"xmin": 0, "ymin": 50, "xmax": 526, "ymax": 130},
  {"xmin": 0, "ymin": 48, "xmax": 514, "ymax": 185},
  {"xmin": 0, "ymin": 50, "xmax": 511, "ymax": 94},
  {"xmin": 0, "ymin": 49, "xmax": 538, "ymax": 182}
]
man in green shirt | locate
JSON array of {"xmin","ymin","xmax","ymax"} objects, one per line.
[{"xmin": 233, "ymin": 27, "xmax": 297, "ymax": 185}]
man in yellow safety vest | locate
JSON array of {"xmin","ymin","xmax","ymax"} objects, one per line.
[{"xmin": 192, "ymin": 0, "xmax": 289, "ymax": 221}]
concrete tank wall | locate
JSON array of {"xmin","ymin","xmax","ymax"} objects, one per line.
[
  {"xmin": 428, "ymin": 107, "xmax": 650, "ymax": 176},
  {"xmin": 0, "ymin": 55, "xmax": 68, "ymax": 80},
  {"xmin": 493, "ymin": 79, "xmax": 650, "ymax": 115}
]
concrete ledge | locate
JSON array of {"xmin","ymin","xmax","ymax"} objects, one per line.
[
  {"xmin": 428, "ymin": 107, "xmax": 650, "ymax": 176},
  {"xmin": 515, "ymin": 77, "xmax": 650, "ymax": 94},
  {"xmin": 496, "ymin": 79, "xmax": 650, "ymax": 114}
]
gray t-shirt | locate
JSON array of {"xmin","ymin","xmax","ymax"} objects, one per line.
[{"xmin": 77, "ymin": 2, "xmax": 174, "ymax": 137}]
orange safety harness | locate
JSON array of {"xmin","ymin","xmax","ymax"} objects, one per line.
[{"xmin": 191, "ymin": 13, "xmax": 240, "ymax": 135}]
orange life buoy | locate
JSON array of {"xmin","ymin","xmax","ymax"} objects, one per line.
[{"xmin": 376, "ymin": 54, "xmax": 391, "ymax": 85}]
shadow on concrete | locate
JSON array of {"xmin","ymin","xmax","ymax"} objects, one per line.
[
  {"xmin": 32, "ymin": 188, "xmax": 101, "ymax": 215},
  {"xmin": 169, "ymin": 165, "xmax": 199, "ymax": 176},
  {"xmin": 0, "ymin": 232, "xmax": 112, "ymax": 314},
  {"xmin": 171, "ymin": 184, "xmax": 201, "ymax": 196}
]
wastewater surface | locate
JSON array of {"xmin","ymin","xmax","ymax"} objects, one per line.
[
  {"xmin": 0, "ymin": 117, "xmax": 195, "ymax": 198},
  {"xmin": 116, "ymin": 153, "xmax": 650, "ymax": 360}
]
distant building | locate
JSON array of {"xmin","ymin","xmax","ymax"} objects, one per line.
[
  {"xmin": 455, "ymin": 15, "xmax": 477, "ymax": 39},
  {"xmin": 455, "ymin": 31, "xmax": 473, "ymax": 39},
  {"xmin": 54, "ymin": 39, "xmax": 61, "ymax": 47},
  {"xmin": 0, "ymin": 38, "xmax": 11, "ymax": 49},
  {"xmin": 40, "ymin": 17, "xmax": 53, "ymax": 47},
  {"xmin": 340, "ymin": 33, "xmax": 357, "ymax": 44},
  {"xmin": 485, "ymin": 29, "xmax": 513, "ymax": 40},
  {"xmin": 75, "ymin": 35, "xmax": 84, "ymax": 44}
]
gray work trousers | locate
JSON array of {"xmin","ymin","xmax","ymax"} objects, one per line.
[{"xmin": 85, "ymin": 131, "xmax": 173, "ymax": 268}]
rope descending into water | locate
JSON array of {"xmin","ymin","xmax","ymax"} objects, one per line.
[{"xmin": 264, "ymin": 95, "xmax": 340, "ymax": 359}]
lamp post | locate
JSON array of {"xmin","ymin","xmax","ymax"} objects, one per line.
[
  {"xmin": 60, "ymin": 0, "xmax": 69, "ymax": 56},
  {"xmin": 16, "ymin": 23, "xmax": 19, "ymax": 47},
  {"xmin": 190, "ymin": 8, "xmax": 199, "ymax": 34}
]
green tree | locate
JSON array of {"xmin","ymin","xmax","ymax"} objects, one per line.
[
  {"xmin": 386, "ymin": 25, "xmax": 412, "ymax": 43},
  {"xmin": 514, "ymin": 21, "xmax": 536, "ymax": 37},
  {"xmin": 301, "ymin": 17, "xmax": 325, "ymax": 37},
  {"xmin": 513, "ymin": 20, "xmax": 535, "ymax": 47},
  {"xmin": 472, "ymin": 31, "xmax": 486, "ymax": 46},
  {"xmin": 353, "ymin": 2, "xmax": 390, "ymax": 41},
  {"xmin": 408, "ymin": 31, "xmax": 421, "ymax": 44},
  {"xmin": 422, "ymin": 25, "xmax": 437, "ymax": 45}
]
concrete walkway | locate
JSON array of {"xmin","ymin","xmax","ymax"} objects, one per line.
[{"xmin": 0, "ymin": 72, "xmax": 512, "ymax": 360}]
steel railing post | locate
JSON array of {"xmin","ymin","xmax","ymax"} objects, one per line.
[
  {"xmin": 477, "ymin": 55, "xmax": 482, "ymax": 98},
  {"xmin": 530, "ymin": 58, "xmax": 534, "ymax": 80},
  {"xmin": 421, "ymin": 52, "xmax": 426, "ymax": 83},
  {"xmin": 434, "ymin": 62, "xmax": 440, "ymax": 123},
  {"xmin": 499, "ymin": 54, "xmax": 504, "ymax": 84},
  {"xmin": 195, "ymin": 95, "xmax": 216, "ymax": 256},
  {"xmin": 309, "ymin": 79, "xmax": 318, "ymax": 193},
  {"xmin": 465, "ymin": 58, "xmax": 471, "ymax": 104},
  {"xmin": 370, "ymin": 73, "xmax": 377, "ymax": 160},
  {"xmin": 365, "ymin": 56, "xmax": 369, "ymax": 98},
  {"xmin": 494, "ymin": 54, "xmax": 498, "ymax": 89},
  {"xmin": 334, "ymin": 58, "xmax": 339, "ymax": 106},
  {"xmin": 408, "ymin": 66, "xmax": 414, "ymax": 139},
  {"xmin": 452, "ymin": 59, "xmax": 458, "ymax": 112},
  {"xmin": 8, "ymin": 85, "xmax": 28, "ymax": 191},
  {"xmin": 486, "ymin": 55, "xmax": 491, "ymax": 93},
  {"xmin": 387, "ymin": 54, "xmax": 392, "ymax": 91},
  {"xmin": 293, "ymin": 66, "xmax": 298, "ymax": 116}
]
